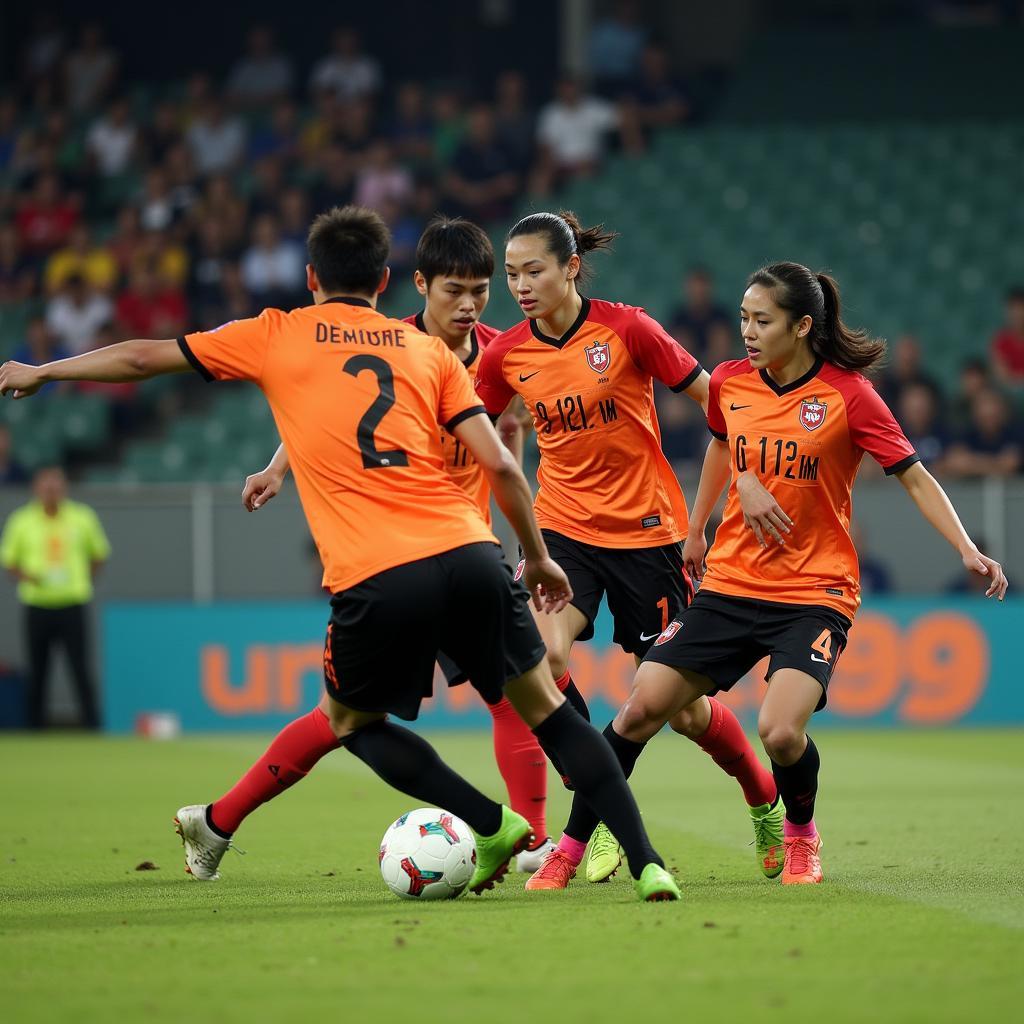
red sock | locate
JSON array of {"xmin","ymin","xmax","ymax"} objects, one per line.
[
  {"xmin": 695, "ymin": 697, "xmax": 777, "ymax": 808},
  {"xmin": 488, "ymin": 696, "xmax": 548, "ymax": 845},
  {"xmin": 209, "ymin": 707, "xmax": 341, "ymax": 834}
]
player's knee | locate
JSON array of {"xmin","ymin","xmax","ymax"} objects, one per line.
[
  {"xmin": 614, "ymin": 693, "xmax": 664, "ymax": 743},
  {"xmin": 669, "ymin": 704, "xmax": 705, "ymax": 740},
  {"xmin": 758, "ymin": 720, "xmax": 804, "ymax": 763},
  {"xmin": 544, "ymin": 646, "xmax": 570, "ymax": 681}
]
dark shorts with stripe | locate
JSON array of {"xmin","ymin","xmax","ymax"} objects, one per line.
[
  {"xmin": 537, "ymin": 529, "xmax": 694, "ymax": 658},
  {"xmin": 643, "ymin": 590, "xmax": 851, "ymax": 710},
  {"xmin": 323, "ymin": 542, "xmax": 545, "ymax": 720}
]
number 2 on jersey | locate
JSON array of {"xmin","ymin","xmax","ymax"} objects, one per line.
[{"xmin": 344, "ymin": 354, "xmax": 409, "ymax": 470}]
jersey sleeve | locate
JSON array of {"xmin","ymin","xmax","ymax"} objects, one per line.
[
  {"xmin": 0, "ymin": 511, "xmax": 23, "ymax": 570},
  {"xmin": 474, "ymin": 340, "xmax": 517, "ymax": 416},
  {"xmin": 623, "ymin": 309, "xmax": 703, "ymax": 392},
  {"xmin": 706, "ymin": 363, "xmax": 729, "ymax": 441},
  {"xmin": 845, "ymin": 377, "xmax": 920, "ymax": 474},
  {"xmin": 438, "ymin": 344, "xmax": 487, "ymax": 431},
  {"xmin": 178, "ymin": 312, "xmax": 273, "ymax": 383}
]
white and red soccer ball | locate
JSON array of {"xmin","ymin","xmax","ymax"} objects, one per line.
[{"xmin": 378, "ymin": 808, "xmax": 476, "ymax": 900}]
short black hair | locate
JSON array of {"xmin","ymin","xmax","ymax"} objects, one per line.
[
  {"xmin": 416, "ymin": 216, "xmax": 494, "ymax": 285},
  {"xmin": 307, "ymin": 205, "xmax": 391, "ymax": 295}
]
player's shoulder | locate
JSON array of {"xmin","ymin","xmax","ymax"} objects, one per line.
[
  {"xmin": 710, "ymin": 358, "xmax": 757, "ymax": 387},
  {"xmin": 586, "ymin": 297, "xmax": 650, "ymax": 331},
  {"xmin": 474, "ymin": 321, "xmax": 502, "ymax": 348},
  {"xmin": 817, "ymin": 361, "xmax": 880, "ymax": 400},
  {"xmin": 484, "ymin": 319, "xmax": 533, "ymax": 359}
]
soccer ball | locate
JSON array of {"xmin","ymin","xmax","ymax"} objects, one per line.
[{"xmin": 378, "ymin": 807, "xmax": 476, "ymax": 900}]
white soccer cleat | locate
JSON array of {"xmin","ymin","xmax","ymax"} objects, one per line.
[
  {"xmin": 174, "ymin": 804, "xmax": 231, "ymax": 880},
  {"xmin": 515, "ymin": 837, "xmax": 556, "ymax": 873}
]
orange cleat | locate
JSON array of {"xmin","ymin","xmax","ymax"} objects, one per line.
[
  {"xmin": 524, "ymin": 848, "xmax": 577, "ymax": 891},
  {"xmin": 781, "ymin": 834, "xmax": 823, "ymax": 885}
]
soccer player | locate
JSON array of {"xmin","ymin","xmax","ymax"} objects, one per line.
[
  {"xmin": 229, "ymin": 217, "xmax": 555, "ymax": 872},
  {"xmin": 0, "ymin": 205, "xmax": 681, "ymax": 902},
  {"xmin": 475, "ymin": 211, "xmax": 783, "ymax": 890},
  {"xmin": 550, "ymin": 260, "xmax": 1008, "ymax": 886}
]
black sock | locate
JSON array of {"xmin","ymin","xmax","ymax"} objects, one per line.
[
  {"xmin": 344, "ymin": 720, "xmax": 502, "ymax": 836},
  {"xmin": 770, "ymin": 735, "xmax": 819, "ymax": 826},
  {"xmin": 539, "ymin": 676, "xmax": 591, "ymax": 788},
  {"xmin": 564, "ymin": 722, "xmax": 647, "ymax": 846},
  {"xmin": 533, "ymin": 703, "xmax": 660, "ymax": 879}
]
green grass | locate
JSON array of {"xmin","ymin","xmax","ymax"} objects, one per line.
[{"xmin": 2, "ymin": 730, "xmax": 1023, "ymax": 1023}]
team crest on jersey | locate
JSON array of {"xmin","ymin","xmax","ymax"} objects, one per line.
[
  {"xmin": 654, "ymin": 620, "xmax": 683, "ymax": 646},
  {"xmin": 584, "ymin": 340, "xmax": 611, "ymax": 374},
  {"xmin": 799, "ymin": 398, "xmax": 827, "ymax": 432}
]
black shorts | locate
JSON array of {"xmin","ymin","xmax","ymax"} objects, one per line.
[
  {"xmin": 535, "ymin": 529, "xmax": 693, "ymax": 658},
  {"xmin": 643, "ymin": 590, "xmax": 851, "ymax": 711},
  {"xmin": 435, "ymin": 649, "xmax": 468, "ymax": 688},
  {"xmin": 323, "ymin": 542, "xmax": 546, "ymax": 720}
]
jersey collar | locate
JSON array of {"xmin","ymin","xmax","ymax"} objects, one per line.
[
  {"xmin": 759, "ymin": 356, "xmax": 824, "ymax": 396},
  {"xmin": 414, "ymin": 311, "xmax": 479, "ymax": 367},
  {"xmin": 322, "ymin": 296, "xmax": 374, "ymax": 308},
  {"xmin": 529, "ymin": 297, "xmax": 591, "ymax": 350}
]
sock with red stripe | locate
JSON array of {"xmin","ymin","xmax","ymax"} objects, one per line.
[
  {"xmin": 694, "ymin": 697, "xmax": 777, "ymax": 808},
  {"xmin": 209, "ymin": 706, "xmax": 341, "ymax": 836},
  {"xmin": 488, "ymin": 695, "xmax": 548, "ymax": 845}
]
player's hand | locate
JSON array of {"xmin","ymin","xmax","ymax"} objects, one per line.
[
  {"xmin": 242, "ymin": 468, "xmax": 284, "ymax": 511},
  {"xmin": 682, "ymin": 531, "xmax": 708, "ymax": 582},
  {"xmin": 0, "ymin": 361, "xmax": 44, "ymax": 399},
  {"xmin": 736, "ymin": 472, "xmax": 792, "ymax": 548},
  {"xmin": 523, "ymin": 556, "xmax": 574, "ymax": 615},
  {"xmin": 963, "ymin": 547, "xmax": 1008, "ymax": 601}
]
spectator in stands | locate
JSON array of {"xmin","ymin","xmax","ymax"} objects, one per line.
[
  {"xmin": 64, "ymin": 23, "xmax": 118, "ymax": 114},
  {"xmin": 625, "ymin": 45, "xmax": 691, "ymax": 133},
  {"xmin": 115, "ymin": 263, "xmax": 187, "ymax": 340},
  {"xmin": 588, "ymin": 0, "xmax": 648, "ymax": 98},
  {"xmin": 0, "ymin": 425, "xmax": 28, "ymax": 486},
  {"xmin": 43, "ymin": 224, "xmax": 117, "ymax": 296},
  {"xmin": 353, "ymin": 141, "xmax": 413, "ymax": 215},
  {"xmin": 431, "ymin": 88, "xmax": 467, "ymax": 166},
  {"xmin": 85, "ymin": 96, "xmax": 137, "ymax": 178},
  {"xmin": 15, "ymin": 172, "xmax": 80, "ymax": 256},
  {"xmin": 445, "ymin": 104, "xmax": 520, "ymax": 222},
  {"xmin": 46, "ymin": 274, "xmax": 112, "ymax": 355},
  {"xmin": 141, "ymin": 100, "xmax": 183, "ymax": 165},
  {"xmin": 877, "ymin": 333, "xmax": 940, "ymax": 410},
  {"xmin": 248, "ymin": 156, "xmax": 288, "ymax": 217},
  {"xmin": 22, "ymin": 12, "xmax": 66, "ymax": 86},
  {"xmin": 387, "ymin": 83, "xmax": 435, "ymax": 166},
  {"xmin": 532, "ymin": 77, "xmax": 641, "ymax": 195},
  {"xmin": 163, "ymin": 143, "xmax": 200, "ymax": 224},
  {"xmin": 278, "ymin": 187, "xmax": 310, "ymax": 247},
  {"xmin": 945, "ymin": 387, "xmax": 1024, "ymax": 477},
  {"xmin": 991, "ymin": 286, "xmax": 1024, "ymax": 388},
  {"xmin": 137, "ymin": 168, "xmax": 176, "ymax": 233},
  {"xmin": 107, "ymin": 206, "xmax": 143, "ymax": 278},
  {"xmin": 186, "ymin": 97, "xmax": 246, "ymax": 176},
  {"xmin": 309, "ymin": 27, "xmax": 381, "ymax": 101},
  {"xmin": 192, "ymin": 174, "xmax": 248, "ymax": 247},
  {"xmin": 389, "ymin": 176, "xmax": 441, "ymax": 278},
  {"xmin": 13, "ymin": 318, "xmax": 70, "ymax": 394},
  {"xmin": 188, "ymin": 218, "xmax": 240, "ymax": 329},
  {"xmin": 240, "ymin": 214, "xmax": 306, "ymax": 310},
  {"xmin": 950, "ymin": 356, "xmax": 993, "ymax": 430},
  {"xmin": 227, "ymin": 25, "xmax": 295, "ymax": 107},
  {"xmin": 494, "ymin": 70, "xmax": 535, "ymax": 173},
  {"xmin": 0, "ymin": 465, "xmax": 111, "ymax": 729},
  {"xmin": 897, "ymin": 381, "xmax": 950, "ymax": 471},
  {"xmin": 334, "ymin": 96, "xmax": 376, "ymax": 158},
  {"xmin": 248, "ymin": 100, "xmax": 300, "ymax": 163},
  {"xmin": 668, "ymin": 266, "xmax": 733, "ymax": 367},
  {"xmin": 0, "ymin": 223, "xmax": 35, "ymax": 303}
]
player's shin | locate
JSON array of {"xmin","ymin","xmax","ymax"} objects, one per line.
[{"xmin": 769, "ymin": 734, "xmax": 820, "ymax": 832}]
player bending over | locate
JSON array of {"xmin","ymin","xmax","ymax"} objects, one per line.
[
  {"xmin": 538, "ymin": 261, "xmax": 1007, "ymax": 888},
  {"xmin": 476, "ymin": 211, "xmax": 784, "ymax": 890},
  {"xmin": 0, "ymin": 206, "xmax": 681, "ymax": 902}
]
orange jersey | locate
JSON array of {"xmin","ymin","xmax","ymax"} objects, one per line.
[
  {"xmin": 403, "ymin": 313, "xmax": 500, "ymax": 524},
  {"xmin": 475, "ymin": 298, "xmax": 702, "ymax": 548},
  {"xmin": 180, "ymin": 298, "xmax": 496, "ymax": 591},
  {"xmin": 702, "ymin": 357, "xmax": 919, "ymax": 621}
]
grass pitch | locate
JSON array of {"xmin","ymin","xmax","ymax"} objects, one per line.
[{"xmin": 2, "ymin": 729, "xmax": 1022, "ymax": 1023}]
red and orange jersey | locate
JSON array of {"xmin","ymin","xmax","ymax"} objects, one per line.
[
  {"xmin": 475, "ymin": 298, "xmax": 702, "ymax": 548},
  {"xmin": 702, "ymin": 357, "xmax": 919, "ymax": 621},
  {"xmin": 179, "ymin": 298, "xmax": 496, "ymax": 592},
  {"xmin": 403, "ymin": 313, "xmax": 500, "ymax": 524}
]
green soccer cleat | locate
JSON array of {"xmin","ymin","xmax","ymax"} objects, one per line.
[
  {"xmin": 634, "ymin": 863, "xmax": 681, "ymax": 902},
  {"xmin": 585, "ymin": 821, "xmax": 623, "ymax": 883},
  {"xmin": 469, "ymin": 806, "xmax": 534, "ymax": 894},
  {"xmin": 750, "ymin": 798, "xmax": 785, "ymax": 878}
]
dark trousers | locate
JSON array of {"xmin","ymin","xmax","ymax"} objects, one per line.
[{"xmin": 24, "ymin": 603, "xmax": 99, "ymax": 730}]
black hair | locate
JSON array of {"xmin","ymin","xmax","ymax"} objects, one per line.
[
  {"xmin": 306, "ymin": 205, "xmax": 390, "ymax": 296},
  {"xmin": 506, "ymin": 210, "xmax": 618, "ymax": 287},
  {"xmin": 415, "ymin": 216, "xmax": 494, "ymax": 285},
  {"xmin": 747, "ymin": 262, "xmax": 886, "ymax": 372}
]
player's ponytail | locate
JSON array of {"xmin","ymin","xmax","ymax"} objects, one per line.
[
  {"xmin": 507, "ymin": 209, "xmax": 618, "ymax": 287},
  {"xmin": 748, "ymin": 262, "xmax": 887, "ymax": 372}
]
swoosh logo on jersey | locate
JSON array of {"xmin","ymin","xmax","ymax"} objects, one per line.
[
  {"xmin": 730, "ymin": 403, "xmax": 752, "ymax": 411},
  {"xmin": 519, "ymin": 371, "xmax": 541, "ymax": 382},
  {"xmin": 810, "ymin": 653, "xmax": 830, "ymax": 664},
  {"xmin": 639, "ymin": 632, "xmax": 660, "ymax": 642}
]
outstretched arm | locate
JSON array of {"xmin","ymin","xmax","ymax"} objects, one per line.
[
  {"xmin": 0, "ymin": 339, "xmax": 189, "ymax": 397},
  {"xmin": 896, "ymin": 461, "xmax": 1008, "ymax": 599}
]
